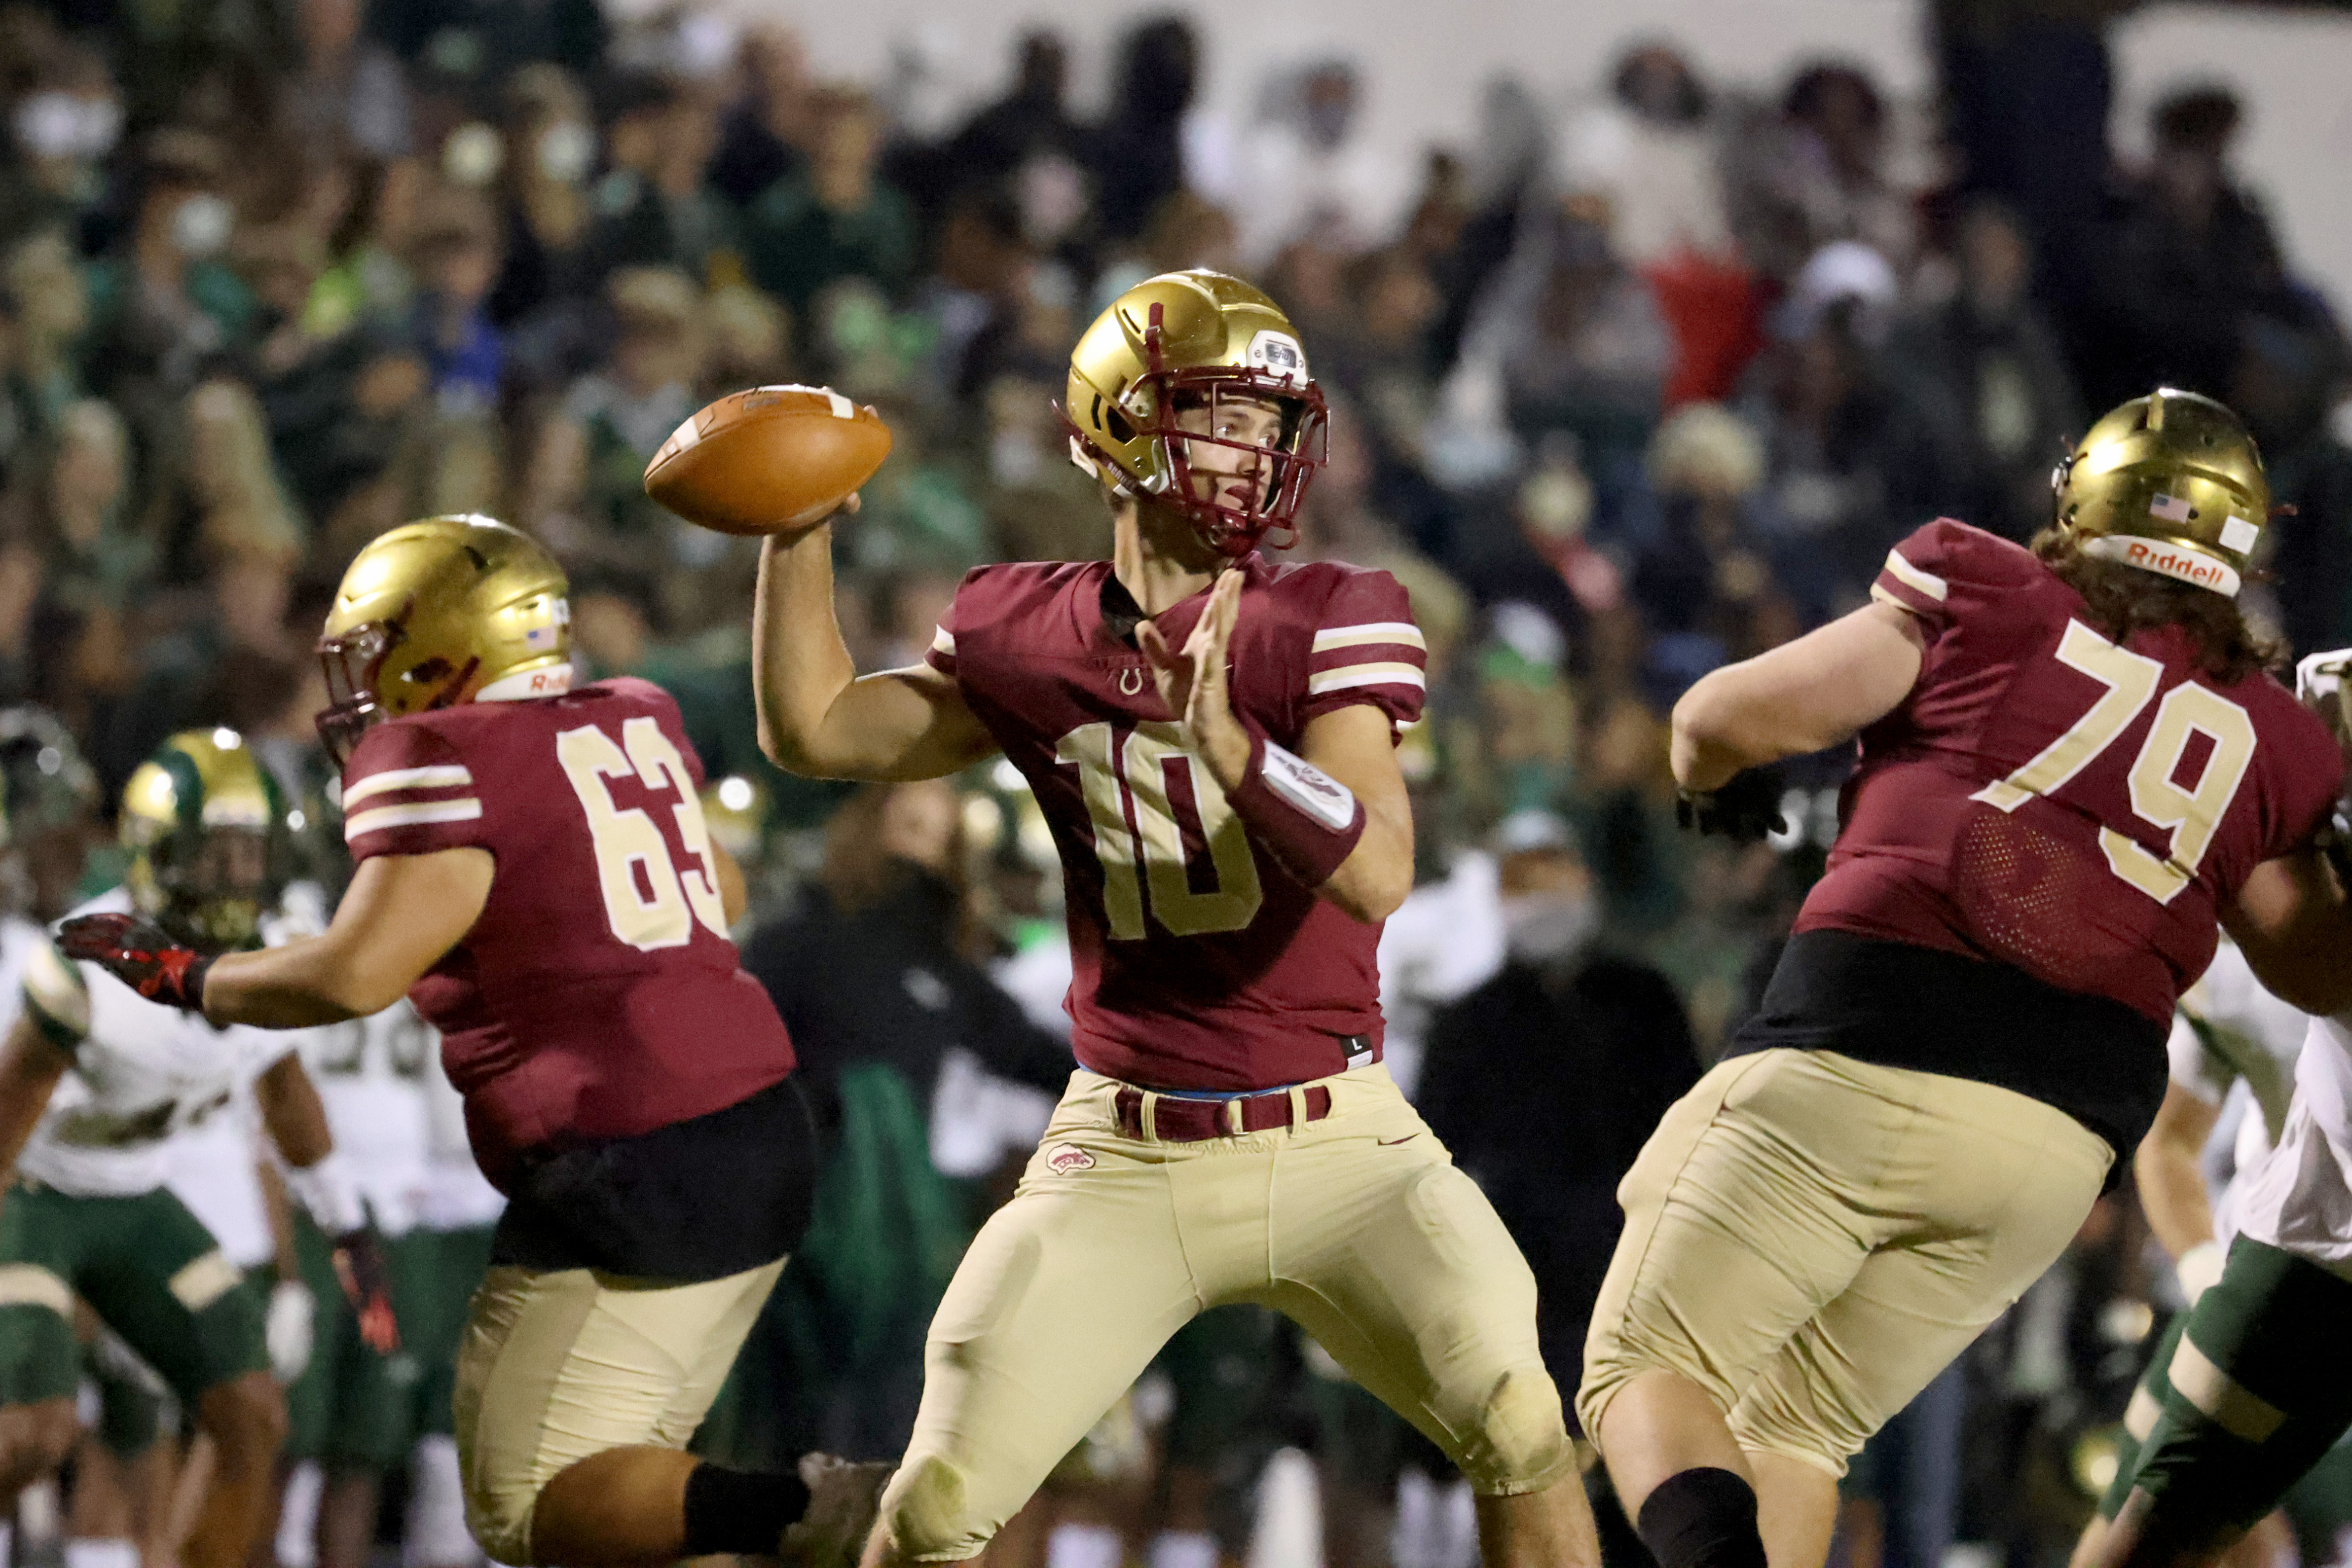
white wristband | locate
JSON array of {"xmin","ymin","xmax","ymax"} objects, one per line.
[
  {"xmin": 284, "ymin": 1151, "xmax": 367, "ymax": 1236},
  {"xmin": 2177, "ymin": 1238, "xmax": 2227, "ymax": 1306}
]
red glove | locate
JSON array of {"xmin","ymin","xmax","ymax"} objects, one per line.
[
  {"xmin": 56, "ymin": 913, "xmax": 214, "ymax": 1011},
  {"xmin": 331, "ymin": 1230, "xmax": 401, "ymax": 1354}
]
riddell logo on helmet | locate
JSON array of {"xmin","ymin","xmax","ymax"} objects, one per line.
[
  {"xmin": 2124, "ymin": 540, "xmax": 2226, "ymax": 587},
  {"xmin": 1046, "ymin": 1144, "xmax": 1095, "ymax": 1174}
]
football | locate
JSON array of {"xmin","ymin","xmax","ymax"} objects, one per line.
[{"xmin": 642, "ymin": 384, "xmax": 892, "ymax": 537}]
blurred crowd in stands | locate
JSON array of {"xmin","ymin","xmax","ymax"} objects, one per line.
[{"xmin": 3, "ymin": 1, "xmax": 2351, "ymax": 1567}]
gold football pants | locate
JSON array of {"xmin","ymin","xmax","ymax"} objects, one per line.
[
  {"xmin": 450, "ymin": 1257, "xmax": 785, "ymax": 1564},
  {"xmin": 1578, "ymin": 1048, "xmax": 2112, "ymax": 1476},
  {"xmin": 880, "ymin": 1064, "xmax": 1572, "ymax": 1561}
]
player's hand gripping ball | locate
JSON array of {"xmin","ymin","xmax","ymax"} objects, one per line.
[{"xmin": 642, "ymin": 383, "xmax": 891, "ymax": 537}]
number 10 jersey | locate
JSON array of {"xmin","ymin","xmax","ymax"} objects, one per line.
[
  {"xmin": 339, "ymin": 677, "xmax": 796, "ymax": 1188},
  {"xmin": 1811, "ymin": 519, "xmax": 2343, "ymax": 1026},
  {"xmin": 929, "ymin": 555, "xmax": 1427, "ymax": 1093}
]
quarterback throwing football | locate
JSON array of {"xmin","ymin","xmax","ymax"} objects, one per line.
[
  {"xmin": 755, "ymin": 269, "xmax": 1594, "ymax": 1568},
  {"xmin": 1578, "ymin": 389, "xmax": 2352, "ymax": 1568}
]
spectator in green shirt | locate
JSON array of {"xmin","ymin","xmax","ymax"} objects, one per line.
[{"xmin": 744, "ymin": 86, "xmax": 917, "ymax": 317}]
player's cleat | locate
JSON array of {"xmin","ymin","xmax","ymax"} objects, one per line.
[{"xmin": 781, "ymin": 1456, "xmax": 894, "ymax": 1568}]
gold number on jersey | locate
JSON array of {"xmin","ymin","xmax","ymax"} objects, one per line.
[
  {"xmin": 2103, "ymin": 682, "xmax": 2259, "ymax": 903},
  {"xmin": 1056, "ymin": 723, "xmax": 1145, "ymax": 939},
  {"xmin": 1055, "ymin": 721, "xmax": 1264, "ymax": 939},
  {"xmin": 622, "ymin": 719, "xmax": 730, "ymax": 937},
  {"xmin": 1972, "ymin": 620, "xmax": 2162, "ymax": 812},
  {"xmin": 1972, "ymin": 619, "xmax": 2259, "ymax": 905},
  {"xmin": 556, "ymin": 719, "xmax": 730, "ymax": 950}
]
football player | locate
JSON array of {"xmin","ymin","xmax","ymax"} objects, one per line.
[
  {"xmin": 276, "ymin": 994, "xmax": 441, "ymax": 1568},
  {"xmin": 59, "ymin": 517, "xmax": 884, "ymax": 1568},
  {"xmin": 1575, "ymin": 387, "xmax": 2352, "ymax": 1568},
  {"xmin": 2071, "ymin": 934, "xmax": 2304, "ymax": 1568},
  {"xmin": 2075, "ymin": 648, "xmax": 2352, "ymax": 1568},
  {"xmin": 0, "ymin": 729, "xmax": 383, "ymax": 1568},
  {"xmin": 753, "ymin": 269, "xmax": 1594, "ymax": 1568}
]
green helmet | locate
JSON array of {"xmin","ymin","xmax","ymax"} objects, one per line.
[
  {"xmin": 2052, "ymin": 387, "xmax": 2271, "ymax": 598},
  {"xmin": 120, "ymin": 728, "xmax": 291, "ymax": 950}
]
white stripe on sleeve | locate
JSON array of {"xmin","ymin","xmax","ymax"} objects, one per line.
[
  {"xmin": 344, "ymin": 799, "xmax": 484, "ymax": 842},
  {"xmin": 342, "ymin": 765, "xmax": 475, "ymax": 808},
  {"xmin": 1306, "ymin": 663, "xmax": 1428, "ymax": 696},
  {"xmin": 1311, "ymin": 622, "xmax": 1427, "ymax": 653},
  {"xmin": 1880, "ymin": 548, "xmax": 1949, "ymax": 603}
]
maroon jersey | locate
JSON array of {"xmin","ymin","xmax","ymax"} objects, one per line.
[
  {"xmin": 341, "ymin": 677, "xmax": 795, "ymax": 1187},
  {"xmin": 1806, "ymin": 519, "xmax": 2343, "ymax": 1023},
  {"xmin": 929, "ymin": 554, "xmax": 1425, "ymax": 1090}
]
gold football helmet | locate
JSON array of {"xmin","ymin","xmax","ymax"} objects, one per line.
[
  {"xmin": 317, "ymin": 514, "xmax": 571, "ymax": 765},
  {"xmin": 121, "ymin": 728, "xmax": 288, "ymax": 949},
  {"xmin": 1063, "ymin": 268, "xmax": 1327, "ymax": 555},
  {"xmin": 2052, "ymin": 387, "xmax": 2271, "ymax": 598}
]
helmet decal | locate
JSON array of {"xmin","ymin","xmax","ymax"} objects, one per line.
[{"xmin": 1243, "ymin": 330, "xmax": 1307, "ymax": 377}]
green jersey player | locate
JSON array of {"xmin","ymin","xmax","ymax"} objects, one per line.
[
  {"xmin": 0, "ymin": 729, "xmax": 391, "ymax": 1568},
  {"xmin": 2084, "ymin": 649, "xmax": 2352, "ymax": 1568}
]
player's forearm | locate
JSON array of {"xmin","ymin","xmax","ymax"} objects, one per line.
[
  {"xmin": 1671, "ymin": 665, "xmax": 1861, "ymax": 787},
  {"xmin": 0, "ymin": 1017, "xmax": 65, "ymax": 1185},
  {"xmin": 752, "ymin": 526, "xmax": 863, "ymax": 774},
  {"xmin": 255, "ymin": 1056, "xmax": 334, "ymax": 1168},
  {"xmin": 1672, "ymin": 604, "xmax": 1925, "ymax": 789},
  {"xmin": 257, "ymin": 1161, "xmax": 301, "ymax": 1280},
  {"xmin": 202, "ymin": 940, "xmax": 403, "ymax": 1028},
  {"xmin": 1319, "ymin": 804, "xmax": 1413, "ymax": 922},
  {"xmin": 754, "ymin": 530, "xmax": 996, "ymax": 781},
  {"xmin": 2133, "ymin": 1136, "xmax": 2218, "ymax": 1261},
  {"xmin": 2226, "ymin": 851, "xmax": 2352, "ymax": 1016}
]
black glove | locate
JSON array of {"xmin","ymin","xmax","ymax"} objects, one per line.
[
  {"xmin": 1676, "ymin": 766, "xmax": 1787, "ymax": 843},
  {"xmin": 56, "ymin": 913, "xmax": 214, "ymax": 1011},
  {"xmin": 331, "ymin": 1229, "xmax": 401, "ymax": 1354}
]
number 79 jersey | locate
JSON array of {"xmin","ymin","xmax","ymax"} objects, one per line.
[
  {"xmin": 1810, "ymin": 519, "xmax": 2344, "ymax": 1023},
  {"xmin": 930, "ymin": 554, "xmax": 1426, "ymax": 1092},
  {"xmin": 339, "ymin": 677, "xmax": 795, "ymax": 1187}
]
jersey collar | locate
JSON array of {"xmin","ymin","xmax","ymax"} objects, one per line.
[{"xmin": 1094, "ymin": 555, "xmax": 1270, "ymax": 651}]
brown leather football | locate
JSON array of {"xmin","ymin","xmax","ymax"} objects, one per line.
[{"xmin": 642, "ymin": 384, "xmax": 892, "ymax": 536}]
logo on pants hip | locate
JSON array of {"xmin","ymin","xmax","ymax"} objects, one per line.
[{"xmin": 1046, "ymin": 1144, "xmax": 1096, "ymax": 1174}]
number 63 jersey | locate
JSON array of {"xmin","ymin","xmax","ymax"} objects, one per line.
[
  {"xmin": 338, "ymin": 677, "xmax": 795, "ymax": 1188},
  {"xmin": 930, "ymin": 554, "xmax": 1426, "ymax": 1092},
  {"xmin": 1813, "ymin": 519, "xmax": 2344, "ymax": 1026}
]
